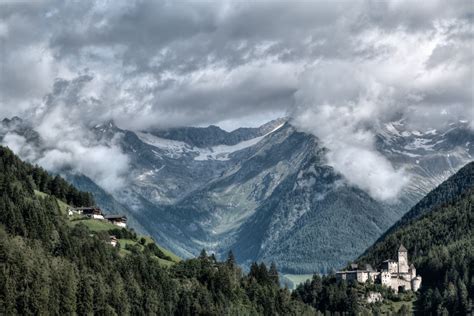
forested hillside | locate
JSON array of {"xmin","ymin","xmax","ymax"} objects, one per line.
[
  {"xmin": 357, "ymin": 161, "xmax": 474, "ymax": 314},
  {"xmin": 0, "ymin": 146, "xmax": 313, "ymax": 315},
  {"xmin": 292, "ymin": 162, "xmax": 473, "ymax": 314}
]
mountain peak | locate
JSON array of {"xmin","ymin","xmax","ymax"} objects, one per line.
[
  {"xmin": 145, "ymin": 118, "xmax": 287, "ymax": 148},
  {"xmin": 92, "ymin": 120, "xmax": 122, "ymax": 134},
  {"xmin": 1, "ymin": 116, "xmax": 23, "ymax": 128}
]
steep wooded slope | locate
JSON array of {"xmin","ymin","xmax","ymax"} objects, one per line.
[
  {"xmin": 357, "ymin": 162, "xmax": 474, "ymax": 314},
  {"xmin": 0, "ymin": 146, "xmax": 312, "ymax": 315}
]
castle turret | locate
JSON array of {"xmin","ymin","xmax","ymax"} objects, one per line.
[
  {"xmin": 411, "ymin": 276, "xmax": 422, "ymax": 292},
  {"xmin": 409, "ymin": 263, "xmax": 416, "ymax": 279},
  {"xmin": 398, "ymin": 244, "xmax": 409, "ymax": 274}
]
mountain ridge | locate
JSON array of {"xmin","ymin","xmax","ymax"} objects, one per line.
[
  {"xmin": 1, "ymin": 116, "xmax": 472, "ymax": 273},
  {"xmin": 146, "ymin": 118, "xmax": 287, "ymax": 148}
]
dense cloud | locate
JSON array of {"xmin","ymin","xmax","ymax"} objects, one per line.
[
  {"xmin": 0, "ymin": 0, "xmax": 472, "ymax": 198},
  {"xmin": 2, "ymin": 76, "xmax": 130, "ymax": 191}
]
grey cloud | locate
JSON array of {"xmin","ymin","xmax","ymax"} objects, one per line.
[
  {"xmin": 291, "ymin": 61, "xmax": 411, "ymax": 200},
  {"xmin": 0, "ymin": 0, "xmax": 472, "ymax": 198},
  {"xmin": 3, "ymin": 0, "xmax": 471, "ymax": 129},
  {"xmin": 3, "ymin": 75, "xmax": 131, "ymax": 192},
  {"xmin": 289, "ymin": 10, "xmax": 473, "ymax": 200}
]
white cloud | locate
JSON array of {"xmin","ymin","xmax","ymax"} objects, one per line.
[
  {"xmin": 290, "ymin": 16, "xmax": 472, "ymax": 200},
  {"xmin": 0, "ymin": 0, "xmax": 472, "ymax": 198},
  {"xmin": 2, "ymin": 133, "xmax": 38, "ymax": 162},
  {"xmin": 292, "ymin": 62, "xmax": 411, "ymax": 200},
  {"xmin": 1, "ymin": 76, "xmax": 130, "ymax": 193}
]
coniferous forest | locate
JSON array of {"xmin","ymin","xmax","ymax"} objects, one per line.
[
  {"xmin": 0, "ymin": 146, "xmax": 313, "ymax": 315},
  {"xmin": 292, "ymin": 162, "xmax": 474, "ymax": 315},
  {"xmin": 1, "ymin": 144, "xmax": 473, "ymax": 315},
  {"xmin": 355, "ymin": 162, "xmax": 474, "ymax": 314},
  {"xmin": 2, "ymin": 1, "xmax": 473, "ymax": 315}
]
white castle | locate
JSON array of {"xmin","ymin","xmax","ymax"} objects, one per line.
[{"xmin": 336, "ymin": 245, "xmax": 422, "ymax": 292}]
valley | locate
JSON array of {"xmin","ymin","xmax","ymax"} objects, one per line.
[{"xmin": 1, "ymin": 117, "xmax": 473, "ymax": 274}]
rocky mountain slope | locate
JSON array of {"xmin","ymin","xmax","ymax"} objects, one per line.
[{"xmin": 1, "ymin": 117, "xmax": 472, "ymax": 273}]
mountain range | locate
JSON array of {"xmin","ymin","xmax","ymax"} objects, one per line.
[{"xmin": 1, "ymin": 116, "xmax": 472, "ymax": 273}]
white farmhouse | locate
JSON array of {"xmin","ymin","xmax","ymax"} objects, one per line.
[{"xmin": 105, "ymin": 215, "xmax": 127, "ymax": 228}]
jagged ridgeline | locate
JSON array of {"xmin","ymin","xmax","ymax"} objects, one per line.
[
  {"xmin": 357, "ymin": 161, "xmax": 474, "ymax": 314},
  {"xmin": 0, "ymin": 146, "xmax": 313, "ymax": 315},
  {"xmin": 2, "ymin": 117, "xmax": 473, "ymax": 274}
]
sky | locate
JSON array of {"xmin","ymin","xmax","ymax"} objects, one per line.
[{"xmin": 0, "ymin": 0, "xmax": 472, "ymax": 199}]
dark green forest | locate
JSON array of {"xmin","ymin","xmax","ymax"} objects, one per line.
[
  {"xmin": 1, "ymin": 144, "xmax": 473, "ymax": 315},
  {"xmin": 357, "ymin": 161, "xmax": 474, "ymax": 314},
  {"xmin": 0, "ymin": 146, "xmax": 313, "ymax": 315},
  {"xmin": 293, "ymin": 162, "xmax": 473, "ymax": 315}
]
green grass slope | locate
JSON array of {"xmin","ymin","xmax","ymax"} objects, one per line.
[{"xmin": 35, "ymin": 188, "xmax": 180, "ymax": 266}]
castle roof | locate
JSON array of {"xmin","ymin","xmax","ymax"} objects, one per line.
[
  {"xmin": 410, "ymin": 263, "xmax": 415, "ymax": 269},
  {"xmin": 398, "ymin": 244, "xmax": 407, "ymax": 252}
]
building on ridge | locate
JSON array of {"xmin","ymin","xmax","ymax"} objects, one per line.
[{"xmin": 336, "ymin": 244, "xmax": 422, "ymax": 292}]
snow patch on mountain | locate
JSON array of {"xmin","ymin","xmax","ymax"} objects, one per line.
[
  {"xmin": 194, "ymin": 134, "xmax": 268, "ymax": 161},
  {"xmin": 136, "ymin": 132, "xmax": 193, "ymax": 157},
  {"xmin": 136, "ymin": 122, "xmax": 285, "ymax": 161}
]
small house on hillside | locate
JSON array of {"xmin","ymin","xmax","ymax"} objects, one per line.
[
  {"xmin": 69, "ymin": 207, "xmax": 104, "ymax": 220},
  {"xmin": 109, "ymin": 235, "xmax": 118, "ymax": 247},
  {"xmin": 105, "ymin": 215, "xmax": 127, "ymax": 228}
]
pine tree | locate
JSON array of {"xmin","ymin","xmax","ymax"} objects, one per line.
[
  {"xmin": 0, "ymin": 145, "xmax": 317, "ymax": 315},
  {"xmin": 199, "ymin": 248, "xmax": 208, "ymax": 259},
  {"xmin": 226, "ymin": 250, "xmax": 236, "ymax": 268},
  {"xmin": 77, "ymin": 272, "xmax": 94, "ymax": 316},
  {"xmin": 269, "ymin": 262, "xmax": 279, "ymax": 286}
]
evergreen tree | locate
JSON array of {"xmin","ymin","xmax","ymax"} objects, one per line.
[
  {"xmin": 226, "ymin": 250, "xmax": 236, "ymax": 268},
  {"xmin": 269, "ymin": 262, "xmax": 279, "ymax": 286},
  {"xmin": 0, "ymin": 146, "xmax": 317, "ymax": 315}
]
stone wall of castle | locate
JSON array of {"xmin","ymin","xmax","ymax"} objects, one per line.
[
  {"xmin": 336, "ymin": 245, "xmax": 422, "ymax": 293},
  {"xmin": 398, "ymin": 250, "xmax": 409, "ymax": 274}
]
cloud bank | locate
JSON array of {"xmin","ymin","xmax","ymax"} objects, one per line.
[
  {"xmin": 2, "ymin": 76, "xmax": 130, "ymax": 192},
  {"xmin": 0, "ymin": 0, "xmax": 472, "ymax": 198}
]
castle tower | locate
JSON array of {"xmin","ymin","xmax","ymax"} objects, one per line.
[
  {"xmin": 398, "ymin": 244, "xmax": 409, "ymax": 274},
  {"xmin": 411, "ymin": 276, "xmax": 422, "ymax": 292},
  {"xmin": 409, "ymin": 263, "xmax": 416, "ymax": 279}
]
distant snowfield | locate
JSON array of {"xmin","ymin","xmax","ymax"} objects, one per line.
[
  {"xmin": 136, "ymin": 123, "xmax": 285, "ymax": 161},
  {"xmin": 135, "ymin": 132, "xmax": 193, "ymax": 158},
  {"xmin": 193, "ymin": 134, "xmax": 267, "ymax": 161},
  {"xmin": 381, "ymin": 121, "xmax": 448, "ymax": 153}
]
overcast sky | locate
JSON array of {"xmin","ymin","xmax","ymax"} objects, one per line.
[
  {"xmin": 0, "ymin": 0, "xmax": 472, "ymax": 199},
  {"xmin": 1, "ymin": 0, "xmax": 472, "ymax": 131}
]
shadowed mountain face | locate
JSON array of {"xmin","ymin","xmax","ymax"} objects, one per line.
[{"xmin": 1, "ymin": 118, "xmax": 472, "ymax": 273}]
